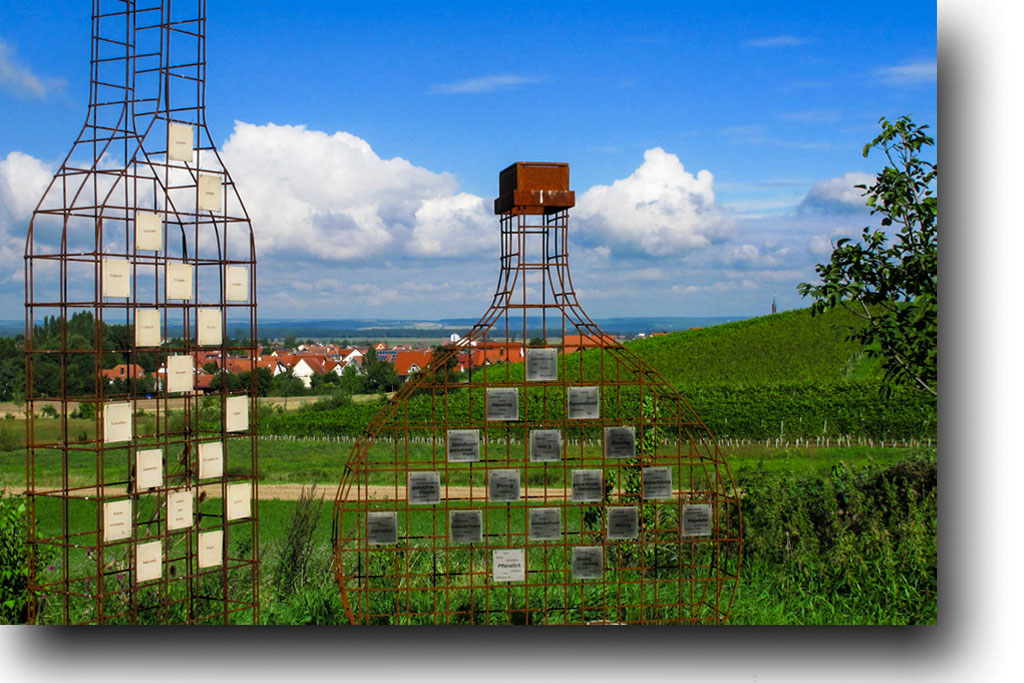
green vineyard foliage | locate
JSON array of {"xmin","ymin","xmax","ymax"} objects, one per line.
[{"xmin": 258, "ymin": 307, "xmax": 935, "ymax": 441}]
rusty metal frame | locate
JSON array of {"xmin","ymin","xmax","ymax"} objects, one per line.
[
  {"xmin": 333, "ymin": 162, "xmax": 741, "ymax": 625},
  {"xmin": 24, "ymin": 0, "xmax": 259, "ymax": 624}
]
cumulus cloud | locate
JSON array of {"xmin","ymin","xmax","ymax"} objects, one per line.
[
  {"xmin": 220, "ymin": 122, "xmax": 494, "ymax": 262},
  {"xmin": 408, "ymin": 193, "xmax": 493, "ymax": 256},
  {"xmin": 715, "ymin": 243, "xmax": 791, "ymax": 270},
  {"xmin": 798, "ymin": 172, "xmax": 874, "ymax": 214},
  {"xmin": 430, "ymin": 74, "xmax": 539, "ymax": 94},
  {"xmin": 0, "ymin": 151, "xmax": 52, "ymax": 282},
  {"xmin": 0, "ymin": 151, "xmax": 52, "ymax": 224},
  {"xmin": 0, "ymin": 38, "xmax": 63, "ymax": 99},
  {"xmin": 573, "ymin": 147, "xmax": 733, "ymax": 255}
]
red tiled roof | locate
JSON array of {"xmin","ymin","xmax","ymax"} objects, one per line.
[
  {"xmin": 563, "ymin": 333, "xmax": 618, "ymax": 352},
  {"xmin": 220, "ymin": 357, "xmax": 255, "ymax": 374},
  {"xmin": 393, "ymin": 350, "xmax": 435, "ymax": 377},
  {"xmin": 296, "ymin": 357, "xmax": 328, "ymax": 375},
  {"xmin": 100, "ymin": 364, "xmax": 146, "ymax": 381},
  {"xmin": 255, "ymin": 358, "xmax": 281, "ymax": 372}
]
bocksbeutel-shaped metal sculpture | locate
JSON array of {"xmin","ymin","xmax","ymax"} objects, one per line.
[{"xmin": 333, "ymin": 163, "xmax": 741, "ymax": 625}]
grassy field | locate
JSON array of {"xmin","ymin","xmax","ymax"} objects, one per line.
[
  {"xmin": 4, "ymin": 434, "xmax": 934, "ymax": 625},
  {"xmin": 1, "ymin": 307, "xmax": 936, "ymax": 625},
  {"xmin": 0, "ymin": 432, "xmax": 916, "ymax": 490}
]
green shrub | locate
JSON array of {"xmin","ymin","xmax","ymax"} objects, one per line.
[
  {"xmin": 1, "ymin": 491, "xmax": 30, "ymax": 623},
  {"xmin": 0, "ymin": 427, "xmax": 18, "ymax": 452},
  {"xmin": 72, "ymin": 401, "xmax": 95, "ymax": 420},
  {"xmin": 732, "ymin": 451, "xmax": 937, "ymax": 624}
]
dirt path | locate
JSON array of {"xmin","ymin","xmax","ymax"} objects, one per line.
[{"xmin": 9, "ymin": 483, "xmax": 644, "ymax": 501}]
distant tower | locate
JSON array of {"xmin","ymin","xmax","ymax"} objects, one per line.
[{"xmin": 771, "ymin": 295, "xmax": 777, "ymax": 315}]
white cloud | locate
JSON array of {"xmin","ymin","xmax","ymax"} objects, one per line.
[
  {"xmin": 220, "ymin": 121, "xmax": 494, "ymax": 262},
  {"xmin": 743, "ymin": 35, "xmax": 809, "ymax": 48},
  {"xmin": 716, "ymin": 243, "xmax": 790, "ymax": 269},
  {"xmin": 430, "ymin": 74, "xmax": 539, "ymax": 94},
  {"xmin": 0, "ymin": 38, "xmax": 63, "ymax": 99},
  {"xmin": 809, "ymin": 227, "xmax": 858, "ymax": 256},
  {"xmin": 408, "ymin": 193, "xmax": 493, "ymax": 257},
  {"xmin": 0, "ymin": 151, "xmax": 53, "ymax": 279},
  {"xmin": 876, "ymin": 61, "xmax": 936, "ymax": 85},
  {"xmin": 573, "ymin": 147, "xmax": 733, "ymax": 255},
  {"xmin": 798, "ymin": 172, "xmax": 874, "ymax": 214},
  {"xmin": 0, "ymin": 151, "xmax": 52, "ymax": 224}
]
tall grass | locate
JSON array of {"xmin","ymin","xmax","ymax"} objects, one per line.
[{"xmin": 730, "ymin": 451, "xmax": 937, "ymax": 624}]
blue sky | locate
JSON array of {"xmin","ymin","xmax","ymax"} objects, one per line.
[{"xmin": 0, "ymin": 0, "xmax": 936, "ymax": 320}]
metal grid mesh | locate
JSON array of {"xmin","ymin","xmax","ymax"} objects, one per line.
[
  {"xmin": 333, "ymin": 164, "xmax": 741, "ymax": 625},
  {"xmin": 24, "ymin": 0, "xmax": 259, "ymax": 624}
]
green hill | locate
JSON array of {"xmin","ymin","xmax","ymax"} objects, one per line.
[
  {"xmin": 624, "ymin": 306, "xmax": 877, "ymax": 388},
  {"xmin": 265, "ymin": 306, "xmax": 935, "ymax": 441}
]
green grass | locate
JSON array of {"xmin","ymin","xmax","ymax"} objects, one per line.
[
  {"xmin": 11, "ymin": 446, "xmax": 936, "ymax": 625},
  {"xmin": 1, "ymin": 436, "xmax": 916, "ymax": 490}
]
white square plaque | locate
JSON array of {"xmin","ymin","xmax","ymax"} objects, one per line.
[
  {"xmin": 485, "ymin": 387, "xmax": 519, "ymax": 421},
  {"xmin": 103, "ymin": 499, "xmax": 132, "ymax": 542},
  {"xmin": 166, "ymin": 489, "xmax": 194, "ymax": 530},
  {"xmin": 225, "ymin": 395, "xmax": 249, "ymax": 432},
  {"xmin": 488, "ymin": 469, "xmax": 520, "ymax": 502},
  {"xmin": 572, "ymin": 546, "xmax": 603, "ymax": 580},
  {"xmin": 682, "ymin": 504, "xmax": 713, "ymax": 537},
  {"xmin": 166, "ymin": 354, "xmax": 193, "ymax": 393},
  {"xmin": 136, "ymin": 540, "xmax": 162, "ymax": 583},
  {"xmin": 166, "ymin": 262, "xmax": 193, "ymax": 300},
  {"xmin": 135, "ymin": 210, "xmax": 163, "ymax": 251},
  {"xmin": 367, "ymin": 512, "xmax": 398, "ymax": 545},
  {"xmin": 607, "ymin": 506, "xmax": 639, "ymax": 540},
  {"xmin": 135, "ymin": 448, "xmax": 162, "ymax": 491},
  {"xmin": 103, "ymin": 402, "xmax": 132, "ymax": 444},
  {"xmin": 567, "ymin": 386, "xmax": 600, "ymax": 420},
  {"xmin": 198, "ymin": 530, "xmax": 223, "ymax": 568},
  {"xmin": 102, "ymin": 258, "xmax": 131, "ymax": 298},
  {"xmin": 571, "ymin": 469, "xmax": 603, "ymax": 503},
  {"xmin": 226, "ymin": 265, "xmax": 248, "ymax": 302},
  {"xmin": 449, "ymin": 510, "xmax": 482, "ymax": 544},
  {"xmin": 198, "ymin": 441, "xmax": 223, "ymax": 480},
  {"xmin": 197, "ymin": 308, "xmax": 223, "ymax": 346},
  {"xmin": 525, "ymin": 347, "xmax": 558, "ymax": 382},
  {"xmin": 528, "ymin": 508, "xmax": 561, "ymax": 541},
  {"xmin": 642, "ymin": 467, "xmax": 673, "ymax": 500},
  {"xmin": 134, "ymin": 308, "xmax": 161, "ymax": 347},
  {"xmin": 492, "ymin": 549, "xmax": 525, "ymax": 583},
  {"xmin": 408, "ymin": 471, "xmax": 441, "ymax": 505},
  {"xmin": 226, "ymin": 482, "xmax": 252, "ymax": 521},
  {"xmin": 167, "ymin": 122, "xmax": 194, "ymax": 162},
  {"xmin": 604, "ymin": 426, "xmax": 636, "ymax": 459},
  {"xmin": 446, "ymin": 429, "xmax": 480, "ymax": 463},
  {"xmin": 197, "ymin": 174, "xmax": 222, "ymax": 212},
  {"xmin": 529, "ymin": 429, "xmax": 562, "ymax": 463}
]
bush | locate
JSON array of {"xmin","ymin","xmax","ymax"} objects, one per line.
[
  {"xmin": 262, "ymin": 486, "xmax": 346, "ymax": 625},
  {"xmin": 71, "ymin": 401, "xmax": 96, "ymax": 420},
  {"xmin": 733, "ymin": 451, "xmax": 937, "ymax": 624},
  {"xmin": 1, "ymin": 491, "xmax": 29, "ymax": 623},
  {"xmin": 0, "ymin": 427, "xmax": 18, "ymax": 452}
]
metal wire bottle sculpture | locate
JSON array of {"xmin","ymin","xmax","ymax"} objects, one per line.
[
  {"xmin": 25, "ymin": 0, "xmax": 258, "ymax": 624},
  {"xmin": 333, "ymin": 163, "xmax": 740, "ymax": 625}
]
